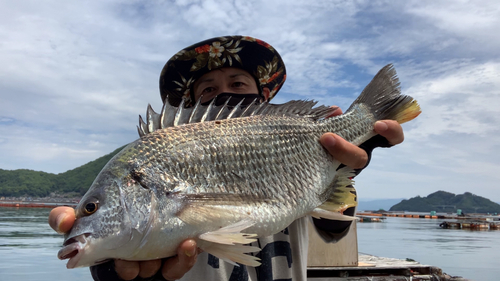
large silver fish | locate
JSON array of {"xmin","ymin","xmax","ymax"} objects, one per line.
[{"xmin": 58, "ymin": 64, "xmax": 420, "ymax": 268}]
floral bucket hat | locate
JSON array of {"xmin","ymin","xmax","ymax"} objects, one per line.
[{"xmin": 160, "ymin": 35, "xmax": 287, "ymax": 107}]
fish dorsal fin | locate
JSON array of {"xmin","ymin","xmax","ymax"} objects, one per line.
[{"xmin": 138, "ymin": 97, "xmax": 338, "ymax": 137}]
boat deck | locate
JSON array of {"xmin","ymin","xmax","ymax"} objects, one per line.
[{"xmin": 307, "ymin": 254, "xmax": 470, "ymax": 280}]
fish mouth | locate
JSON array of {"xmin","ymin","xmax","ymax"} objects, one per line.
[{"xmin": 58, "ymin": 233, "xmax": 91, "ymax": 269}]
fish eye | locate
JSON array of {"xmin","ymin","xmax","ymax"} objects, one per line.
[{"xmin": 83, "ymin": 201, "xmax": 99, "ymax": 215}]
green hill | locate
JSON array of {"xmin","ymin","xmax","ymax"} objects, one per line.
[
  {"xmin": 0, "ymin": 146, "xmax": 125, "ymax": 197},
  {"xmin": 390, "ymin": 191, "xmax": 500, "ymax": 214},
  {"xmin": 0, "ymin": 169, "xmax": 57, "ymax": 197}
]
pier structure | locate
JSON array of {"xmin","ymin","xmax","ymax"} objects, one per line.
[
  {"xmin": 357, "ymin": 211, "xmax": 500, "ymax": 221},
  {"xmin": 0, "ymin": 200, "xmax": 77, "ymax": 208},
  {"xmin": 308, "ymin": 254, "xmax": 469, "ymax": 280},
  {"xmin": 439, "ymin": 220, "xmax": 500, "ymax": 230}
]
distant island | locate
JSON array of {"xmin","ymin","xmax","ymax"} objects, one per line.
[{"xmin": 390, "ymin": 191, "xmax": 500, "ymax": 214}]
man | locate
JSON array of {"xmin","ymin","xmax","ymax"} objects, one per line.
[{"xmin": 49, "ymin": 35, "xmax": 404, "ymax": 281}]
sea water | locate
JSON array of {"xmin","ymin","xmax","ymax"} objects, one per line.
[
  {"xmin": 357, "ymin": 216, "xmax": 500, "ymax": 281},
  {"xmin": 1, "ymin": 207, "xmax": 498, "ymax": 280}
]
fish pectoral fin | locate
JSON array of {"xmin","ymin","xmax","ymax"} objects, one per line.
[
  {"xmin": 177, "ymin": 193, "xmax": 272, "ymax": 226},
  {"xmin": 201, "ymin": 242, "xmax": 261, "ymax": 267},
  {"xmin": 182, "ymin": 192, "xmax": 274, "ymax": 205},
  {"xmin": 176, "ymin": 193, "xmax": 265, "ymax": 267}
]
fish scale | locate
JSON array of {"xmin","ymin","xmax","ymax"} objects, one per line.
[
  {"xmin": 128, "ymin": 115, "xmax": 344, "ymax": 233},
  {"xmin": 174, "ymin": 115, "xmax": 322, "ymax": 198},
  {"xmin": 58, "ymin": 64, "xmax": 421, "ymax": 268}
]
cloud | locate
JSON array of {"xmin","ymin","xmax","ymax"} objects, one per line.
[
  {"xmin": 408, "ymin": 1, "xmax": 500, "ymax": 50},
  {"xmin": 404, "ymin": 61, "xmax": 500, "ymax": 137},
  {"xmin": 0, "ymin": 0, "xmax": 499, "ymax": 202}
]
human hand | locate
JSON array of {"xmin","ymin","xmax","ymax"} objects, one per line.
[
  {"xmin": 49, "ymin": 206, "xmax": 198, "ymax": 280},
  {"xmin": 113, "ymin": 240, "xmax": 198, "ymax": 280},
  {"xmin": 319, "ymin": 108, "xmax": 404, "ymax": 169}
]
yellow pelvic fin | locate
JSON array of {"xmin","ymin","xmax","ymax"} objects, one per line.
[{"xmin": 318, "ymin": 166, "xmax": 358, "ymax": 214}]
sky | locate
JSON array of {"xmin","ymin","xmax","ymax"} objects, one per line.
[{"xmin": 1, "ymin": 0, "xmax": 499, "ymax": 202}]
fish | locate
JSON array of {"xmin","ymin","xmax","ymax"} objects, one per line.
[{"xmin": 57, "ymin": 64, "xmax": 421, "ymax": 269}]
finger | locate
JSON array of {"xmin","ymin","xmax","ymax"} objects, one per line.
[
  {"xmin": 320, "ymin": 133, "xmax": 368, "ymax": 169},
  {"xmin": 115, "ymin": 260, "xmax": 140, "ymax": 280},
  {"xmin": 374, "ymin": 120, "xmax": 404, "ymax": 145},
  {"xmin": 138, "ymin": 259, "xmax": 162, "ymax": 279},
  {"xmin": 48, "ymin": 207, "xmax": 76, "ymax": 234},
  {"xmin": 162, "ymin": 239, "xmax": 198, "ymax": 280}
]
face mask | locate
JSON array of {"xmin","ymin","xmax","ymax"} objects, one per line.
[{"xmin": 201, "ymin": 92, "xmax": 263, "ymax": 107}]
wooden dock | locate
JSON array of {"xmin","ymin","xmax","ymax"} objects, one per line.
[{"xmin": 307, "ymin": 254, "xmax": 470, "ymax": 280}]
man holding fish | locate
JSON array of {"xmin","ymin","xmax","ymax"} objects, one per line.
[{"xmin": 49, "ymin": 35, "xmax": 409, "ymax": 281}]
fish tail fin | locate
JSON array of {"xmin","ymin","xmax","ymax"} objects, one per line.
[{"xmin": 347, "ymin": 64, "xmax": 421, "ymax": 124}]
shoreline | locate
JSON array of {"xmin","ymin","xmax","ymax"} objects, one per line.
[
  {"xmin": 357, "ymin": 211, "xmax": 500, "ymax": 221},
  {"xmin": 0, "ymin": 200, "xmax": 77, "ymax": 208}
]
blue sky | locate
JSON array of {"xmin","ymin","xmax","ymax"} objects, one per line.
[{"xmin": 1, "ymin": 0, "xmax": 499, "ymax": 202}]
